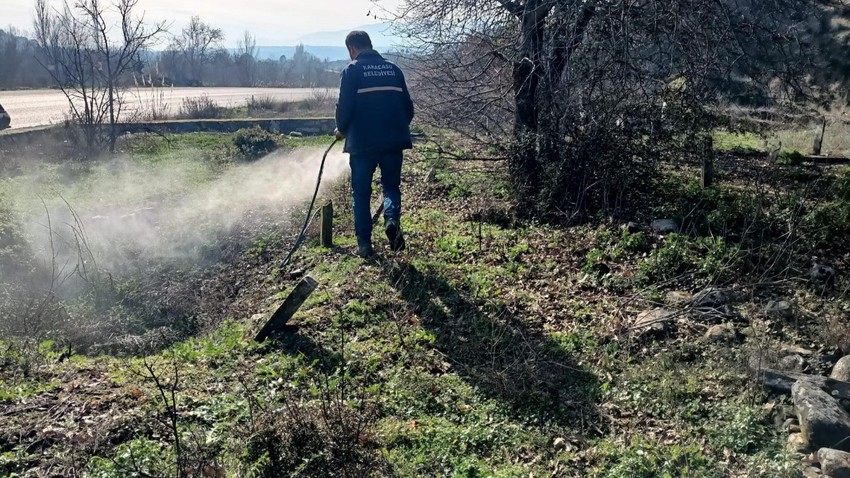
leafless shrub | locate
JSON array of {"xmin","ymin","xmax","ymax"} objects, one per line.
[
  {"xmin": 247, "ymin": 95, "xmax": 283, "ymax": 112},
  {"xmin": 821, "ymin": 302, "xmax": 850, "ymax": 355},
  {"xmin": 133, "ymin": 86, "xmax": 174, "ymax": 121},
  {"xmin": 237, "ymin": 332, "xmax": 390, "ymax": 478},
  {"xmin": 301, "ymin": 88, "xmax": 335, "ymax": 112},
  {"xmin": 179, "ymin": 95, "xmax": 221, "ymax": 119},
  {"xmin": 387, "ymin": 0, "xmax": 850, "ymax": 219}
]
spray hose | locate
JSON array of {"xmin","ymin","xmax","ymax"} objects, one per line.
[{"xmin": 279, "ymin": 137, "xmax": 339, "ymax": 272}]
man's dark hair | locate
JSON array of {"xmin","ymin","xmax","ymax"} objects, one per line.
[{"xmin": 345, "ymin": 31, "xmax": 373, "ymax": 50}]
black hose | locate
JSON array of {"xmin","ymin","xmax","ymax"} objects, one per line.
[{"xmin": 279, "ymin": 138, "xmax": 338, "ymax": 272}]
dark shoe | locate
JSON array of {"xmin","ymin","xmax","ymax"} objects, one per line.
[
  {"xmin": 357, "ymin": 243, "xmax": 375, "ymax": 259},
  {"xmin": 385, "ymin": 220, "xmax": 406, "ymax": 252}
]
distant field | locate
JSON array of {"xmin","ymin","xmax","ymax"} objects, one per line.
[{"xmin": 0, "ymin": 87, "xmax": 336, "ymax": 129}]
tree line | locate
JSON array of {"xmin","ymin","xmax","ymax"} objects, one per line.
[
  {"xmin": 0, "ymin": 10, "xmax": 342, "ymax": 90},
  {"xmin": 1, "ymin": 0, "xmax": 347, "ymax": 151}
]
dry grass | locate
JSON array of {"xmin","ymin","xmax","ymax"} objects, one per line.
[{"xmin": 774, "ymin": 118, "xmax": 850, "ymax": 157}]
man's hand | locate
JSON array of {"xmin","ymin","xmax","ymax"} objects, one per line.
[{"xmin": 334, "ymin": 128, "xmax": 345, "ymax": 141}]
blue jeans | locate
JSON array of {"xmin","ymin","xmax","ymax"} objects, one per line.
[{"xmin": 349, "ymin": 150, "xmax": 403, "ymax": 245}]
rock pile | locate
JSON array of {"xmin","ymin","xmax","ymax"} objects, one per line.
[{"xmin": 769, "ymin": 357, "xmax": 850, "ymax": 477}]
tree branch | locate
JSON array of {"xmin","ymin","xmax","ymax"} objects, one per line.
[{"xmin": 497, "ymin": 0, "xmax": 524, "ymax": 16}]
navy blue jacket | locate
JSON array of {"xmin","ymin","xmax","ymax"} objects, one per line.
[{"xmin": 335, "ymin": 50, "xmax": 414, "ymax": 155}]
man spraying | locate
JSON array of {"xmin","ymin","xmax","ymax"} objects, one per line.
[{"xmin": 334, "ymin": 31, "xmax": 414, "ymax": 258}]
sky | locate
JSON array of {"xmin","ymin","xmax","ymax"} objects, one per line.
[{"xmin": 1, "ymin": 0, "xmax": 400, "ymax": 45}]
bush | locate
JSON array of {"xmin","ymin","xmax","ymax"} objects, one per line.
[
  {"xmin": 0, "ymin": 195, "xmax": 27, "ymax": 268},
  {"xmin": 179, "ymin": 95, "xmax": 221, "ymax": 119},
  {"xmin": 656, "ymin": 180, "xmax": 756, "ymax": 236},
  {"xmin": 799, "ymin": 169, "xmax": 850, "ymax": 250},
  {"xmin": 532, "ymin": 119, "xmax": 661, "ymax": 220},
  {"xmin": 86, "ymin": 438, "xmax": 175, "ymax": 478},
  {"xmin": 618, "ymin": 230, "xmax": 649, "ymax": 253},
  {"xmin": 233, "ymin": 126, "xmax": 279, "ymax": 160},
  {"xmin": 247, "ymin": 95, "xmax": 287, "ymax": 114},
  {"xmin": 637, "ymin": 234, "xmax": 743, "ymax": 285},
  {"xmin": 776, "ymin": 149, "xmax": 805, "ymax": 165},
  {"xmin": 300, "ymin": 88, "xmax": 336, "ymax": 112},
  {"xmin": 833, "ymin": 168, "xmax": 850, "ymax": 202}
]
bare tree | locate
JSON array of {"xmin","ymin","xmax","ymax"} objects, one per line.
[
  {"xmin": 34, "ymin": 0, "xmax": 167, "ymax": 152},
  {"xmin": 235, "ymin": 30, "xmax": 258, "ymax": 87},
  {"xmin": 170, "ymin": 15, "xmax": 224, "ymax": 85},
  {"xmin": 385, "ymin": 0, "xmax": 849, "ymax": 218}
]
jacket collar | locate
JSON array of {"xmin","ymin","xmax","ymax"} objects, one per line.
[{"xmin": 355, "ymin": 49, "xmax": 382, "ymax": 60}]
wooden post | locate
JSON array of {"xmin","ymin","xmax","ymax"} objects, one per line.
[
  {"xmin": 702, "ymin": 136, "xmax": 714, "ymax": 188},
  {"xmin": 255, "ymin": 276, "xmax": 318, "ymax": 342},
  {"xmin": 812, "ymin": 116, "xmax": 826, "ymax": 156},
  {"xmin": 320, "ymin": 202, "xmax": 333, "ymax": 248}
]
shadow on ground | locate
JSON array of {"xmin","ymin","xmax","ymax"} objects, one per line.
[{"xmin": 380, "ymin": 259, "xmax": 600, "ymax": 426}]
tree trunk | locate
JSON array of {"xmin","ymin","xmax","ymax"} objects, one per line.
[{"xmin": 510, "ymin": 1, "xmax": 549, "ymax": 215}]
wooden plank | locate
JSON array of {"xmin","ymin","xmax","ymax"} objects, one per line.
[
  {"xmin": 320, "ymin": 202, "xmax": 333, "ymax": 248},
  {"xmin": 255, "ymin": 276, "xmax": 318, "ymax": 342},
  {"xmin": 756, "ymin": 368, "xmax": 850, "ymax": 400}
]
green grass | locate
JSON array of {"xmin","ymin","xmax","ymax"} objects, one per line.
[
  {"xmin": 775, "ymin": 121, "xmax": 850, "ymax": 158},
  {"xmin": 713, "ymin": 131, "xmax": 765, "ymax": 152},
  {"xmin": 713, "ymin": 122, "xmax": 850, "ymax": 158},
  {"xmin": 5, "ymin": 130, "xmax": 838, "ymax": 477}
]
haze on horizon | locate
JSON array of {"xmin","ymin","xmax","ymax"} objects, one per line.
[{"xmin": 0, "ymin": 0, "xmax": 400, "ymax": 46}]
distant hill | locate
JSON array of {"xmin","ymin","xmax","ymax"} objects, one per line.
[
  {"xmin": 255, "ymin": 24, "xmax": 407, "ymax": 62},
  {"xmin": 294, "ymin": 23, "xmax": 405, "ymax": 49}
]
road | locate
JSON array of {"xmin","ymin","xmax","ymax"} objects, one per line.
[{"xmin": 0, "ymin": 87, "xmax": 332, "ymax": 129}]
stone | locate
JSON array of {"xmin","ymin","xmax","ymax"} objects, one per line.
[
  {"xmin": 665, "ymin": 291, "xmax": 693, "ymax": 307},
  {"xmin": 783, "ymin": 417, "xmax": 802, "ymax": 432},
  {"xmin": 774, "ymin": 404, "xmax": 798, "ymax": 430},
  {"xmin": 426, "ymin": 166, "xmax": 437, "ymax": 182},
  {"xmin": 553, "ymin": 437, "xmax": 567, "ymax": 450},
  {"xmin": 650, "ymin": 219, "xmax": 678, "ymax": 234},
  {"xmin": 704, "ymin": 323, "xmax": 738, "ymax": 343},
  {"xmin": 803, "ymin": 465, "xmax": 823, "ymax": 478},
  {"xmin": 818, "ymin": 448, "xmax": 850, "ymax": 478},
  {"xmin": 288, "ymin": 131, "xmax": 304, "ymax": 137},
  {"xmin": 625, "ymin": 222, "xmax": 642, "ymax": 234},
  {"xmin": 780, "ymin": 354, "xmax": 807, "ymax": 373},
  {"xmin": 793, "ymin": 382, "xmax": 850, "ymax": 452},
  {"xmin": 811, "ymin": 264, "xmax": 836, "ymax": 286},
  {"xmin": 633, "ymin": 309, "xmax": 676, "ymax": 336},
  {"xmin": 789, "ymin": 432, "xmax": 811, "ymax": 453},
  {"xmin": 832, "ymin": 357, "xmax": 850, "ymax": 383},
  {"xmin": 766, "ymin": 300, "xmax": 794, "ymax": 320},
  {"xmin": 693, "ymin": 287, "xmax": 732, "ymax": 309},
  {"xmin": 783, "ymin": 344, "xmax": 816, "ymax": 356}
]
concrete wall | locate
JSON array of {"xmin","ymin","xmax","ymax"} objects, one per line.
[
  {"xmin": 119, "ymin": 118, "xmax": 336, "ymax": 136},
  {"xmin": 0, "ymin": 118, "xmax": 336, "ymax": 151}
]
